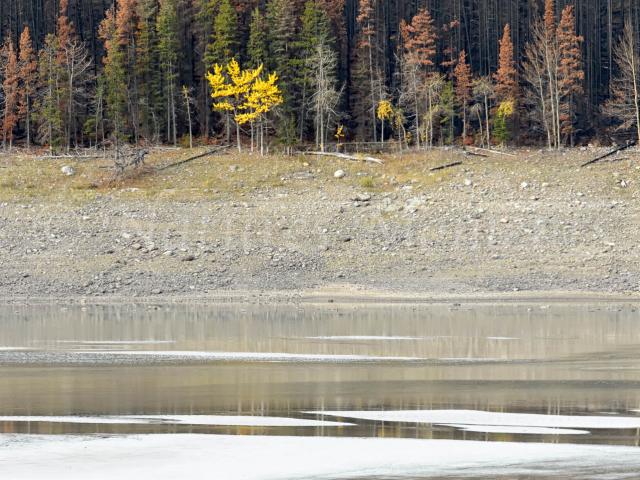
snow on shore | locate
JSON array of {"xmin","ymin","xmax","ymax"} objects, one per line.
[{"xmin": 1, "ymin": 434, "xmax": 639, "ymax": 479}]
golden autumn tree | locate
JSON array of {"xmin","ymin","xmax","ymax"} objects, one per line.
[
  {"xmin": 454, "ymin": 50, "xmax": 472, "ymax": 147},
  {"xmin": 377, "ymin": 99, "xmax": 394, "ymax": 143},
  {"xmin": 238, "ymin": 71, "xmax": 284, "ymax": 156},
  {"xmin": 18, "ymin": 27, "xmax": 37, "ymax": 150},
  {"xmin": 206, "ymin": 59, "xmax": 264, "ymax": 152}
]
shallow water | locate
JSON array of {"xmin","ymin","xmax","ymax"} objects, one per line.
[{"xmin": 1, "ymin": 302, "xmax": 640, "ymax": 478}]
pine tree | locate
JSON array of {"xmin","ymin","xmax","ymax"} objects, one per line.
[
  {"xmin": 355, "ymin": 0, "xmax": 379, "ymax": 142},
  {"xmin": 247, "ymin": 8, "xmax": 267, "ymax": 69},
  {"xmin": 38, "ymin": 34, "xmax": 65, "ymax": 155},
  {"xmin": 267, "ymin": 0, "xmax": 298, "ymax": 142},
  {"xmin": 157, "ymin": 0, "xmax": 180, "ymax": 146},
  {"xmin": 207, "ymin": 0, "xmax": 238, "ymax": 66},
  {"xmin": 137, "ymin": 0, "xmax": 162, "ymax": 143},
  {"xmin": 99, "ymin": 5, "xmax": 128, "ymax": 160},
  {"xmin": 116, "ymin": 0, "xmax": 141, "ymax": 146},
  {"xmin": 18, "ymin": 27, "xmax": 37, "ymax": 150},
  {"xmin": 296, "ymin": 1, "xmax": 334, "ymax": 143},
  {"xmin": 494, "ymin": 24, "xmax": 517, "ymax": 102},
  {"xmin": 1, "ymin": 39, "xmax": 19, "ymax": 150},
  {"xmin": 439, "ymin": 81, "xmax": 455, "ymax": 145},
  {"xmin": 454, "ymin": 50, "xmax": 472, "ymax": 147}
]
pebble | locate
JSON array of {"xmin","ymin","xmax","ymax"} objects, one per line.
[{"xmin": 334, "ymin": 170, "xmax": 346, "ymax": 178}]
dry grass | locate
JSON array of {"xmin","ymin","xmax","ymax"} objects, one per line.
[{"xmin": 1, "ymin": 146, "xmax": 639, "ymax": 204}]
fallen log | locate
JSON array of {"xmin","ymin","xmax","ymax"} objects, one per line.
[
  {"xmin": 581, "ymin": 141, "xmax": 637, "ymax": 167},
  {"xmin": 430, "ymin": 161, "xmax": 463, "ymax": 171},
  {"xmin": 154, "ymin": 146, "xmax": 228, "ymax": 172},
  {"xmin": 471, "ymin": 147, "xmax": 515, "ymax": 157},
  {"xmin": 303, "ymin": 151, "xmax": 384, "ymax": 165},
  {"xmin": 466, "ymin": 151, "xmax": 489, "ymax": 158}
]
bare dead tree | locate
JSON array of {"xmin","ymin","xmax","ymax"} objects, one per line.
[{"xmin": 603, "ymin": 21, "xmax": 640, "ymax": 142}]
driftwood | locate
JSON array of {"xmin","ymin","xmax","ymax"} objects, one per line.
[
  {"xmin": 430, "ymin": 161, "xmax": 463, "ymax": 172},
  {"xmin": 581, "ymin": 141, "xmax": 637, "ymax": 168},
  {"xmin": 36, "ymin": 154, "xmax": 105, "ymax": 160},
  {"xmin": 303, "ymin": 151, "xmax": 384, "ymax": 165},
  {"xmin": 466, "ymin": 151, "xmax": 489, "ymax": 158},
  {"xmin": 154, "ymin": 146, "xmax": 227, "ymax": 172},
  {"xmin": 471, "ymin": 146, "xmax": 516, "ymax": 157}
]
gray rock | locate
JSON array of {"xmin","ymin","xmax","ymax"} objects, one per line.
[{"xmin": 61, "ymin": 166, "xmax": 74, "ymax": 176}]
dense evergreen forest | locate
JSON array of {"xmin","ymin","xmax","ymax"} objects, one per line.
[{"xmin": 0, "ymin": 0, "xmax": 639, "ymax": 152}]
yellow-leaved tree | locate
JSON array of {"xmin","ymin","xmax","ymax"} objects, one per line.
[
  {"xmin": 205, "ymin": 59, "xmax": 263, "ymax": 152},
  {"xmin": 236, "ymin": 71, "xmax": 283, "ymax": 156},
  {"xmin": 377, "ymin": 100, "xmax": 394, "ymax": 144}
]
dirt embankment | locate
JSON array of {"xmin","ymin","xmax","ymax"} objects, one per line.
[{"xmin": 1, "ymin": 146, "xmax": 639, "ymax": 300}]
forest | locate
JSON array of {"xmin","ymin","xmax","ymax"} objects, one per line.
[{"xmin": 0, "ymin": 0, "xmax": 639, "ymax": 154}]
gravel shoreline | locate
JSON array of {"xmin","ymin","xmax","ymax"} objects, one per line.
[{"xmin": 1, "ymin": 148, "xmax": 639, "ymax": 301}]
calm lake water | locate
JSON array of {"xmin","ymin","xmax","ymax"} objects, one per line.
[{"xmin": 1, "ymin": 301, "xmax": 640, "ymax": 478}]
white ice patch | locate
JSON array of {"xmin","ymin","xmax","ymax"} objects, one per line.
[
  {"xmin": 80, "ymin": 350, "xmax": 425, "ymax": 362},
  {"xmin": 306, "ymin": 336, "xmax": 424, "ymax": 340},
  {"xmin": 0, "ymin": 415, "xmax": 352, "ymax": 427},
  {"xmin": 52, "ymin": 341, "xmax": 176, "ymax": 345},
  {"xmin": 306, "ymin": 409, "xmax": 640, "ymax": 429},
  {"xmin": 442, "ymin": 424, "xmax": 589, "ymax": 435},
  {"xmin": 1, "ymin": 434, "xmax": 640, "ymax": 479}
]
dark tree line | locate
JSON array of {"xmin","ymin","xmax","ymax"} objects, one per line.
[{"xmin": 0, "ymin": 0, "xmax": 639, "ymax": 152}]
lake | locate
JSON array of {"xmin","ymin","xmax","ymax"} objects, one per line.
[{"xmin": 1, "ymin": 301, "xmax": 640, "ymax": 479}]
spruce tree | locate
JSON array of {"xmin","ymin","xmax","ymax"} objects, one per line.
[
  {"xmin": 1, "ymin": 39, "xmax": 19, "ymax": 150},
  {"xmin": 137, "ymin": 0, "xmax": 163, "ymax": 143},
  {"xmin": 208, "ymin": 0, "xmax": 238, "ymax": 66},
  {"xmin": 18, "ymin": 27, "xmax": 37, "ymax": 150},
  {"xmin": 157, "ymin": 0, "xmax": 180, "ymax": 146},
  {"xmin": 296, "ymin": 1, "xmax": 334, "ymax": 142},
  {"xmin": 38, "ymin": 34, "xmax": 65, "ymax": 155},
  {"xmin": 267, "ymin": 0, "xmax": 298, "ymax": 142},
  {"xmin": 247, "ymin": 8, "xmax": 267, "ymax": 69},
  {"xmin": 99, "ymin": 6, "xmax": 128, "ymax": 159}
]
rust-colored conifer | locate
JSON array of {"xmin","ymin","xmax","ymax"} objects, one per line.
[
  {"xmin": 494, "ymin": 24, "xmax": 517, "ymax": 102},
  {"xmin": 1, "ymin": 39, "xmax": 19, "ymax": 149},
  {"xmin": 454, "ymin": 49, "xmax": 472, "ymax": 146},
  {"xmin": 18, "ymin": 27, "xmax": 37, "ymax": 149}
]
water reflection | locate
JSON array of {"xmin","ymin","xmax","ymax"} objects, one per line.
[{"xmin": 1, "ymin": 302, "xmax": 640, "ymax": 446}]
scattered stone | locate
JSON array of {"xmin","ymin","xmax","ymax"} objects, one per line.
[
  {"xmin": 181, "ymin": 254, "xmax": 196, "ymax": 261},
  {"xmin": 500, "ymin": 218, "xmax": 509, "ymax": 224},
  {"xmin": 464, "ymin": 179, "xmax": 472, "ymax": 186},
  {"xmin": 334, "ymin": 170, "xmax": 346, "ymax": 179},
  {"xmin": 229, "ymin": 165, "xmax": 238, "ymax": 171},
  {"xmin": 61, "ymin": 166, "xmax": 74, "ymax": 176},
  {"xmin": 131, "ymin": 243, "xmax": 142, "ymax": 250}
]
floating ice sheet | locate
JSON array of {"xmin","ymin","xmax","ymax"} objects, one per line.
[
  {"xmin": 0, "ymin": 415, "xmax": 351, "ymax": 427},
  {"xmin": 1, "ymin": 434, "xmax": 640, "ymax": 479},
  {"xmin": 82, "ymin": 350, "xmax": 427, "ymax": 363},
  {"xmin": 442, "ymin": 424, "xmax": 589, "ymax": 435},
  {"xmin": 306, "ymin": 409, "xmax": 640, "ymax": 429}
]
